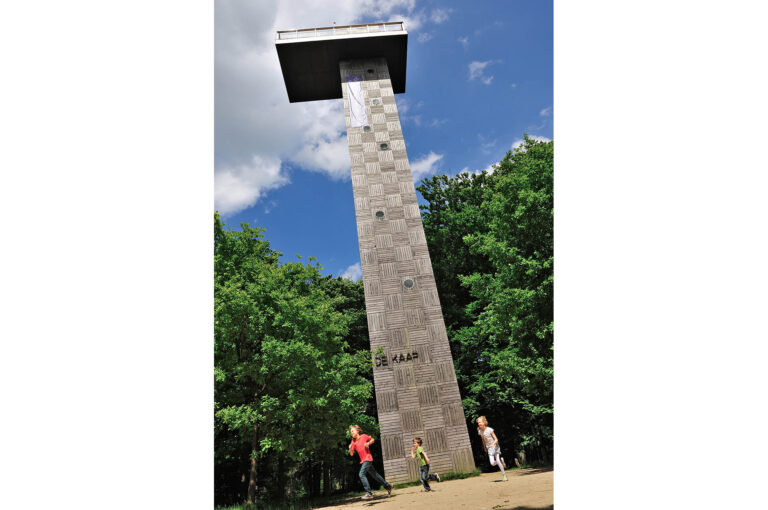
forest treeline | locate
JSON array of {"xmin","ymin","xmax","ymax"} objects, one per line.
[{"xmin": 214, "ymin": 135, "xmax": 553, "ymax": 506}]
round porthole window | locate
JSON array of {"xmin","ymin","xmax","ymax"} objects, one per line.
[
  {"xmin": 379, "ymin": 142, "xmax": 389, "ymax": 150},
  {"xmin": 375, "ymin": 210, "xmax": 385, "ymax": 220},
  {"xmin": 363, "ymin": 125, "xmax": 371, "ymax": 132},
  {"xmin": 372, "ymin": 98, "xmax": 380, "ymax": 105},
  {"xmin": 403, "ymin": 278, "xmax": 415, "ymax": 290}
]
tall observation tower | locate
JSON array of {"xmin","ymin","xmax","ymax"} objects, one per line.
[{"xmin": 276, "ymin": 22, "xmax": 475, "ymax": 483}]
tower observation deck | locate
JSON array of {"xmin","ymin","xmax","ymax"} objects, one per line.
[
  {"xmin": 276, "ymin": 22, "xmax": 407, "ymax": 102},
  {"xmin": 275, "ymin": 22, "xmax": 476, "ymax": 483}
]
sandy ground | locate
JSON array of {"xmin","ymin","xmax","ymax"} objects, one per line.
[{"xmin": 312, "ymin": 468, "xmax": 553, "ymax": 510}]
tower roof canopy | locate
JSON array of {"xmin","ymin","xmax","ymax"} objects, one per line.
[{"xmin": 275, "ymin": 22, "xmax": 408, "ymax": 103}]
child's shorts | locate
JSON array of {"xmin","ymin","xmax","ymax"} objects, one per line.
[{"xmin": 487, "ymin": 446, "xmax": 501, "ymax": 458}]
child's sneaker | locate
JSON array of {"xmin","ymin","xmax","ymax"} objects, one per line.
[
  {"xmin": 386, "ymin": 484, "xmax": 393, "ymax": 497},
  {"xmin": 435, "ymin": 473, "xmax": 441, "ymax": 482},
  {"xmin": 503, "ymin": 475, "xmax": 509, "ymax": 481},
  {"xmin": 362, "ymin": 493, "xmax": 374, "ymax": 500}
]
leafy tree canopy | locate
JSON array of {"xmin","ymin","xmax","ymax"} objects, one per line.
[
  {"xmin": 417, "ymin": 135, "xmax": 553, "ymax": 454},
  {"xmin": 214, "ymin": 214, "xmax": 373, "ymax": 503}
]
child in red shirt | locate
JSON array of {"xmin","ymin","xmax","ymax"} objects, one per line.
[{"xmin": 348, "ymin": 425, "xmax": 393, "ymax": 500}]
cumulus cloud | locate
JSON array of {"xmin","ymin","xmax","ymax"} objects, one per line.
[
  {"xmin": 214, "ymin": 154, "xmax": 287, "ymax": 215},
  {"xmin": 468, "ymin": 60, "xmax": 495, "ymax": 84},
  {"xmin": 430, "ymin": 8, "xmax": 451, "ymax": 23},
  {"xmin": 215, "ymin": 0, "xmax": 425, "ymax": 216},
  {"xmin": 511, "ymin": 135, "xmax": 552, "ymax": 151},
  {"xmin": 457, "ymin": 36, "xmax": 469, "ymax": 48},
  {"xmin": 468, "ymin": 60, "xmax": 490, "ymax": 80},
  {"xmin": 395, "ymin": 97, "xmax": 411, "ymax": 114},
  {"xmin": 540, "ymin": 106, "xmax": 553, "ymax": 117},
  {"xmin": 410, "ymin": 151, "xmax": 444, "ymax": 181},
  {"xmin": 418, "ymin": 32, "xmax": 433, "ymax": 42},
  {"xmin": 390, "ymin": 9, "xmax": 425, "ymax": 31},
  {"xmin": 340, "ymin": 262, "xmax": 362, "ymax": 281},
  {"xmin": 395, "ymin": 97, "xmax": 425, "ymax": 125},
  {"xmin": 478, "ymin": 134, "xmax": 497, "ymax": 153},
  {"xmin": 291, "ymin": 133, "xmax": 351, "ymax": 179},
  {"xmin": 481, "ymin": 162, "xmax": 499, "ymax": 175}
]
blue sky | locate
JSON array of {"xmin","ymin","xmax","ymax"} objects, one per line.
[{"xmin": 215, "ymin": 0, "xmax": 553, "ymax": 279}]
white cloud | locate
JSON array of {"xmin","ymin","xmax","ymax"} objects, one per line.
[
  {"xmin": 468, "ymin": 60, "xmax": 495, "ymax": 84},
  {"xmin": 340, "ymin": 262, "xmax": 362, "ymax": 281},
  {"xmin": 429, "ymin": 118, "xmax": 448, "ymax": 127},
  {"xmin": 264, "ymin": 200, "xmax": 278, "ymax": 214},
  {"xmin": 468, "ymin": 60, "xmax": 490, "ymax": 80},
  {"xmin": 430, "ymin": 8, "xmax": 450, "ymax": 23},
  {"xmin": 215, "ymin": 0, "xmax": 423, "ymax": 216},
  {"xmin": 417, "ymin": 32, "xmax": 433, "ymax": 43},
  {"xmin": 214, "ymin": 154, "xmax": 287, "ymax": 215},
  {"xmin": 457, "ymin": 36, "xmax": 469, "ymax": 48},
  {"xmin": 540, "ymin": 106, "xmax": 553, "ymax": 117},
  {"xmin": 511, "ymin": 135, "xmax": 552, "ymax": 151},
  {"xmin": 396, "ymin": 97, "xmax": 424, "ymax": 125},
  {"xmin": 395, "ymin": 97, "xmax": 410, "ymax": 114},
  {"xmin": 390, "ymin": 9, "xmax": 425, "ymax": 31},
  {"xmin": 291, "ymin": 133, "xmax": 350, "ymax": 179},
  {"xmin": 410, "ymin": 151, "xmax": 444, "ymax": 181},
  {"xmin": 465, "ymin": 161, "xmax": 499, "ymax": 175},
  {"xmin": 478, "ymin": 134, "xmax": 497, "ymax": 153}
]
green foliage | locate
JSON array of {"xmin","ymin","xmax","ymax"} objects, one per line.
[
  {"xmin": 214, "ymin": 213, "xmax": 374, "ymax": 505},
  {"xmin": 213, "ymin": 134, "xmax": 554, "ymax": 505},
  {"xmin": 417, "ymin": 135, "xmax": 554, "ymax": 463}
]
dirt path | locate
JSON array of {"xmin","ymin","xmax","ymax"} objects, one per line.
[{"xmin": 313, "ymin": 468, "xmax": 553, "ymax": 510}]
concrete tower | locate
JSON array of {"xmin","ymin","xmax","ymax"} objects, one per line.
[{"xmin": 276, "ymin": 22, "xmax": 475, "ymax": 483}]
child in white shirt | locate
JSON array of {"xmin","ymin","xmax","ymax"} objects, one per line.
[{"xmin": 476, "ymin": 415, "xmax": 508, "ymax": 481}]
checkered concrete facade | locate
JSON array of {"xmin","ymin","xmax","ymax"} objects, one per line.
[{"xmin": 340, "ymin": 58, "xmax": 475, "ymax": 483}]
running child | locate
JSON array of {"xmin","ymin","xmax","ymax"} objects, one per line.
[
  {"xmin": 410, "ymin": 437, "xmax": 441, "ymax": 492},
  {"xmin": 348, "ymin": 425, "xmax": 393, "ymax": 500},
  {"xmin": 476, "ymin": 416, "xmax": 508, "ymax": 481}
]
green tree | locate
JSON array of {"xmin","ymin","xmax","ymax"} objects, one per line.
[
  {"xmin": 417, "ymin": 135, "xmax": 554, "ymax": 463},
  {"xmin": 214, "ymin": 213, "xmax": 373, "ymax": 505}
]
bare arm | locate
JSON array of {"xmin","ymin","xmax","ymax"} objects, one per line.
[
  {"xmin": 491, "ymin": 431, "xmax": 499, "ymax": 448},
  {"xmin": 366, "ymin": 437, "xmax": 375, "ymax": 447},
  {"xmin": 410, "ymin": 446, "xmax": 416, "ymax": 459}
]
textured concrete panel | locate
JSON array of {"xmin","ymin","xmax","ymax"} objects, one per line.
[{"xmin": 340, "ymin": 58, "xmax": 474, "ymax": 483}]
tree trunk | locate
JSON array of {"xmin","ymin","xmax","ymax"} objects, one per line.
[
  {"xmin": 276, "ymin": 456, "xmax": 286, "ymax": 499},
  {"xmin": 247, "ymin": 423, "xmax": 259, "ymax": 504},
  {"xmin": 322, "ymin": 460, "xmax": 331, "ymax": 496},
  {"xmin": 310, "ymin": 461, "xmax": 321, "ymax": 497}
]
